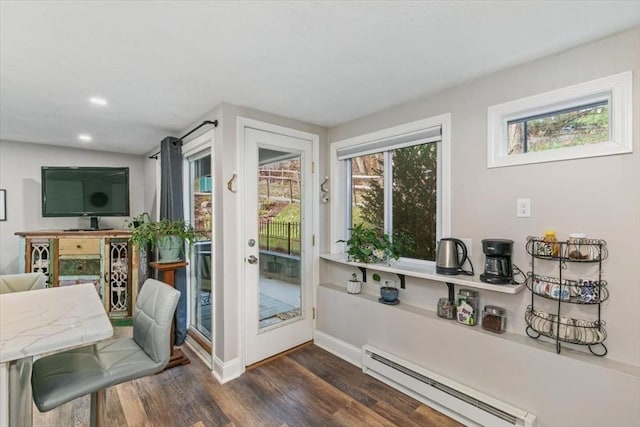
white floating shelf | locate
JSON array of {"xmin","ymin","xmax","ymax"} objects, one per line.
[{"xmin": 320, "ymin": 252, "xmax": 526, "ymax": 295}]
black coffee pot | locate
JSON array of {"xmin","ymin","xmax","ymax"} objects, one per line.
[{"xmin": 480, "ymin": 239, "xmax": 514, "ymax": 284}]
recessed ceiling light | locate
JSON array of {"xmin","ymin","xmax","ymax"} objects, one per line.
[
  {"xmin": 89, "ymin": 97, "xmax": 108, "ymax": 106},
  {"xmin": 78, "ymin": 134, "xmax": 93, "ymax": 142}
]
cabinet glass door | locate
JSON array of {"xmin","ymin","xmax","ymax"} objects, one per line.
[{"xmin": 188, "ymin": 152, "xmax": 212, "ymax": 343}]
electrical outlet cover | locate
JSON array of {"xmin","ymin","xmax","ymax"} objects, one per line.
[{"xmin": 517, "ymin": 198, "xmax": 531, "ymax": 217}]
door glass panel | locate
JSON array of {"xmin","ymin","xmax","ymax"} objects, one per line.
[
  {"xmin": 189, "ymin": 154, "xmax": 212, "ymax": 341},
  {"xmin": 257, "ymin": 149, "xmax": 302, "ymax": 330}
]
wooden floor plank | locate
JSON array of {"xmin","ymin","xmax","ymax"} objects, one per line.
[
  {"xmin": 331, "ymin": 400, "xmax": 398, "ymax": 427},
  {"xmin": 116, "ymin": 381, "xmax": 152, "ymax": 427},
  {"xmin": 411, "ymin": 404, "xmax": 465, "ymax": 427},
  {"xmin": 245, "ymin": 357, "xmax": 351, "ymax": 426},
  {"xmin": 32, "ymin": 332, "xmax": 463, "ymax": 427},
  {"xmin": 288, "ymin": 345, "xmax": 424, "ymax": 414}
]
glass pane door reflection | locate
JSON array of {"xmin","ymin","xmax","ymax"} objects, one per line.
[
  {"xmin": 189, "ymin": 154, "xmax": 212, "ymax": 341},
  {"xmin": 257, "ymin": 149, "xmax": 302, "ymax": 330}
]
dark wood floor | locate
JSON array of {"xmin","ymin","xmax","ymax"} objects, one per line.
[{"xmin": 32, "ymin": 338, "xmax": 463, "ymax": 427}]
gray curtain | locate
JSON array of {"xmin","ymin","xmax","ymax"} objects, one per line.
[{"xmin": 160, "ymin": 136, "xmax": 187, "ymax": 345}]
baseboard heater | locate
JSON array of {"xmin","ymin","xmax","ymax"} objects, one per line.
[{"xmin": 361, "ymin": 345, "xmax": 536, "ymax": 427}]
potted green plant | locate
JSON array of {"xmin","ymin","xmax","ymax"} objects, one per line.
[
  {"xmin": 380, "ymin": 280, "xmax": 399, "ymax": 304},
  {"xmin": 129, "ymin": 218, "xmax": 198, "ymax": 262},
  {"xmin": 346, "ymin": 272, "xmax": 362, "ymax": 295},
  {"xmin": 125, "ymin": 212, "xmax": 152, "ymax": 229},
  {"xmin": 338, "ymin": 223, "xmax": 402, "ymax": 264}
]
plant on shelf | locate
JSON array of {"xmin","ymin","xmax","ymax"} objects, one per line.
[
  {"xmin": 346, "ymin": 273, "xmax": 362, "ymax": 295},
  {"xmin": 380, "ymin": 280, "xmax": 399, "ymax": 303},
  {"xmin": 125, "ymin": 212, "xmax": 152, "ymax": 229},
  {"xmin": 338, "ymin": 223, "xmax": 402, "ymax": 264},
  {"xmin": 129, "ymin": 218, "xmax": 199, "ymax": 262}
]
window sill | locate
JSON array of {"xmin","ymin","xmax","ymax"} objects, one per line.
[{"xmin": 320, "ymin": 252, "xmax": 526, "ymax": 295}]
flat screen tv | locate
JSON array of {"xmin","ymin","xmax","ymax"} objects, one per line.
[{"xmin": 41, "ymin": 166, "xmax": 130, "ymax": 230}]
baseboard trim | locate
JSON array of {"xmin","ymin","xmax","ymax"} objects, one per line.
[
  {"xmin": 313, "ymin": 330, "xmax": 362, "ymax": 368},
  {"xmin": 246, "ymin": 340, "xmax": 313, "ymax": 371},
  {"xmin": 184, "ymin": 336, "xmax": 212, "ymax": 369},
  {"xmin": 212, "ymin": 356, "xmax": 243, "ymax": 384}
]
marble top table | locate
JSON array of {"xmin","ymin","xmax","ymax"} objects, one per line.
[{"xmin": 0, "ymin": 283, "xmax": 113, "ymax": 426}]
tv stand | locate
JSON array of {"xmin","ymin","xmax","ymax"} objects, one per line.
[{"xmin": 14, "ymin": 229, "xmax": 142, "ymax": 321}]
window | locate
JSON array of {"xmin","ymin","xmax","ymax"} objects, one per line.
[
  {"xmin": 488, "ymin": 71, "xmax": 632, "ymax": 168},
  {"xmin": 332, "ymin": 115, "xmax": 451, "ymax": 262},
  {"xmin": 507, "ymin": 100, "xmax": 609, "ymax": 154}
]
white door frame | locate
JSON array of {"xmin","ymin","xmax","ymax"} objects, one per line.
[
  {"xmin": 180, "ymin": 131, "xmax": 215, "ymax": 367},
  {"xmin": 237, "ymin": 117, "xmax": 319, "ymax": 369},
  {"xmin": 181, "ymin": 131, "xmax": 215, "ymax": 355}
]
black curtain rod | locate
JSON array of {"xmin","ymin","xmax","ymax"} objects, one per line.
[{"xmin": 149, "ymin": 119, "xmax": 218, "ymax": 159}]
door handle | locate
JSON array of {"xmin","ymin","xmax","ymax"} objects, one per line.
[{"xmin": 247, "ymin": 255, "xmax": 258, "ymax": 264}]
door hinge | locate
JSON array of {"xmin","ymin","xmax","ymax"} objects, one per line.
[
  {"xmin": 312, "ymin": 161, "xmax": 315, "ymax": 173},
  {"xmin": 312, "ymin": 235, "xmax": 316, "ymax": 246},
  {"xmin": 312, "ymin": 307, "xmax": 316, "ymax": 319}
]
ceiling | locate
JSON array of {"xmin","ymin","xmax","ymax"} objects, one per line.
[{"xmin": 1, "ymin": 1, "xmax": 638, "ymax": 156}]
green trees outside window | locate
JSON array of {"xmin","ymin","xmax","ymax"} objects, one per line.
[
  {"xmin": 350, "ymin": 142, "xmax": 438, "ymax": 261},
  {"xmin": 507, "ymin": 101, "xmax": 609, "ymax": 155}
]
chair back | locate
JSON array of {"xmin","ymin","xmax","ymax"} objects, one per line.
[
  {"xmin": 0, "ymin": 272, "xmax": 46, "ymax": 294},
  {"xmin": 132, "ymin": 279, "xmax": 180, "ymax": 364}
]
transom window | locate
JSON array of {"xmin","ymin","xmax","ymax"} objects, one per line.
[
  {"xmin": 507, "ymin": 99, "xmax": 609, "ymax": 155},
  {"xmin": 488, "ymin": 71, "xmax": 632, "ymax": 168},
  {"xmin": 333, "ymin": 116, "xmax": 451, "ymax": 263}
]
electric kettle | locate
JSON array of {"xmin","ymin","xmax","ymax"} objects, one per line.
[{"xmin": 436, "ymin": 238, "xmax": 474, "ymax": 275}]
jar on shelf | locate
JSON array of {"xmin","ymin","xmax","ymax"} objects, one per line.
[
  {"xmin": 456, "ymin": 289, "xmax": 479, "ymax": 326},
  {"xmin": 482, "ymin": 305, "xmax": 507, "ymax": 334},
  {"xmin": 567, "ymin": 233, "xmax": 589, "ymax": 260},
  {"xmin": 437, "ymin": 298, "xmax": 455, "ymax": 319},
  {"xmin": 537, "ymin": 230, "xmax": 559, "ymax": 257}
]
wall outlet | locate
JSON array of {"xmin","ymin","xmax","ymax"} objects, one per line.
[
  {"xmin": 461, "ymin": 238, "xmax": 472, "ymax": 258},
  {"xmin": 517, "ymin": 198, "xmax": 531, "ymax": 217}
]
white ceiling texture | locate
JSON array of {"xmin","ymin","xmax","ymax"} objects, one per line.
[{"xmin": 1, "ymin": 1, "xmax": 639, "ymax": 155}]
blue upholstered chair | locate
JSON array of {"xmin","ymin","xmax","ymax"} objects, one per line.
[{"xmin": 31, "ymin": 278, "xmax": 180, "ymax": 427}]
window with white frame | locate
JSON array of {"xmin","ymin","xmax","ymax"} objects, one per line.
[
  {"xmin": 333, "ymin": 115, "xmax": 451, "ymax": 262},
  {"xmin": 487, "ymin": 71, "xmax": 632, "ymax": 168}
]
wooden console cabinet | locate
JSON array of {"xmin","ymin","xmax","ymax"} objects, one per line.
[{"xmin": 15, "ymin": 230, "xmax": 144, "ymax": 320}]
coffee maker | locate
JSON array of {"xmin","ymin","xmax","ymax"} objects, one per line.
[{"xmin": 480, "ymin": 239, "xmax": 514, "ymax": 284}]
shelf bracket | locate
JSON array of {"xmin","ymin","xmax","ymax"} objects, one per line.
[
  {"xmin": 396, "ymin": 273, "xmax": 406, "ymax": 289},
  {"xmin": 446, "ymin": 282, "xmax": 455, "ymax": 302},
  {"xmin": 358, "ymin": 267, "xmax": 367, "ymax": 283}
]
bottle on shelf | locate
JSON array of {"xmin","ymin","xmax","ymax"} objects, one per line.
[
  {"xmin": 538, "ymin": 230, "xmax": 559, "ymax": 257},
  {"xmin": 456, "ymin": 288, "xmax": 479, "ymax": 326}
]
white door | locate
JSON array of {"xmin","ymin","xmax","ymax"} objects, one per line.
[{"xmin": 243, "ymin": 125, "xmax": 314, "ymax": 365}]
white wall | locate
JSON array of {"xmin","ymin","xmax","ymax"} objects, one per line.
[
  {"xmin": 320, "ymin": 28, "xmax": 640, "ymax": 426},
  {"xmin": 0, "ymin": 140, "xmax": 146, "ymax": 274}
]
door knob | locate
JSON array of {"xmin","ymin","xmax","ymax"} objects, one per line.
[{"xmin": 247, "ymin": 255, "xmax": 258, "ymax": 264}]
